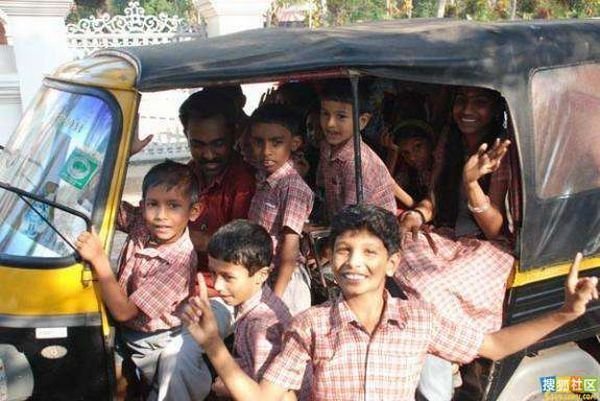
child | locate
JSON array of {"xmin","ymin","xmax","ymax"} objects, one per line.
[
  {"xmin": 203, "ymin": 219, "xmax": 305, "ymax": 399},
  {"xmin": 317, "ymin": 79, "xmax": 397, "ymax": 221},
  {"xmin": 247, "ymin": 103, "xmax": 314, "ymax": 315},
  {"xmin": 383, "ymin": 120, "xmax": 435, "ymax": 206},
  {"xmin": 75, "ymin": 160, "xmax": 200, "ymax": 395},
  {"xmin": 182, "ymin": 204, "xmax": 597, "ymax": 401}
]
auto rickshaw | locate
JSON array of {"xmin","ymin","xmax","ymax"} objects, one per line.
[{"xmin": 0, "ymin": 18, "xmax": 599, "ymax": 401}]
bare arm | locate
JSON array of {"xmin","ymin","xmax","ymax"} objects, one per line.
[
  {"xmin": 392, "ymin": 181, "xmax": 414, "ymax": 209},
  {"xmin": 181, "ymin": 277, "xmax": 289, "ymax": 401},
  {"xmin": 273, "ymin": 230, "xmax": 300, "ymax": 298},
  {"xmin": 479, "ymin": 253, "xmax": 598, "ymax": 360},
  {"xmin": 463, "ymin": 139, "xmax": 511, "ymax": 240},
  {"xmin": 76, "ymin": 230, "xmax": 139, "ymax": 322}
]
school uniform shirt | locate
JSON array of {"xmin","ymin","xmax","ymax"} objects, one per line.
[
  {"xmin": 233, "ymin": 286, "xmax": 292, "ymax": 380},
  {"xmin": 318, "ymin": 139, "xmax": 396, "ymax": 221},
  {"xmin": 116, "ymin": 202, "xmax": 197, "ymax": 333},
  {"xmin": 248, "ymin": 160, "xmax": 314, "ymax": 267},
  {"xmin": 394, "ymin": 230, "xmax": 514, "ymax": 333},
  {"xmin": 188, "ymin": 154, "xmax": 256, "ymax": 288},
  {"xmin": 262, "ymin": 291, "xmax": 484, "ymax": 401}
]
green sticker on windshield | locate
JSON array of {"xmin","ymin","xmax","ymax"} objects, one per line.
[{"xmin": 60, "ymin": 148, "xmax": 99, "ymax": 190}]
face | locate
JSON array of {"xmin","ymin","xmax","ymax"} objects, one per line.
[
  {"xmin": 332, "ymin": 229, "xmax": 399, "ymax": 300},
  {"xmin": 397, "ymin": 137, "xmax": 432, "ymax": 170},
  {"xmin": 209, "ymin": 256, "xmax": 269, "ymax": 306},
  {"xmin": 186, "ymin": 115, "xmax": 233, "ymax": 179},
  {"xmin": 141, "ymin": 185, "xmax": 200, "ymax": 245},
  {"xmin": 320, "ymin": 100, "xmax": 370, "ymax": 149},
  {"xmin": 250, "ymin": 122, "xmax": 299, "ymax": 175},
  {"xmin": 452, "ymin": 88, "xmax": 499, "ymax": 138}
]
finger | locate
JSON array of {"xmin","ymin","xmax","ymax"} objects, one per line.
[
  {"xmin": 477, "ymin": 143, "xmax": 488, "ymax": 156},
  {"xmin": 141, "ymin": 134, "xmax": 154, "ymax": 148},
  {"xmin": 197, "ymin": 273, "xmax": 209, "ymax": 302},
  {"xmin": 567, "ymin": 252, "xmax": 583, "ymax": 292}
]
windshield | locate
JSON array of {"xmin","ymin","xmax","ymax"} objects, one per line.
[{"xmin": 0, "ymin": 84, "xmax": 118, "ymax": 261}]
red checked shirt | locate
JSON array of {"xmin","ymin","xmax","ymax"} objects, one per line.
[
  {"xmin": 233, "ymin": 286, "xmax": 292, "ymax": 380},
  {"xmin": 394, "ymin": 230, "xmax": 514, "ymax": 332},
  {"xmin": 116, "ymin": 202, "xmax": 196, "ymax": 333},
  {"xmin": 263, "ymin": 292, "xmax": 484, "ymax": 401},
  {"xmin": 248, "ymin": 160, "xmax": 314, "ymax": 266},
  {"xmin": 318, "ymin": 139, "xmax": 396, "ymax": 221},
  {"xmin": 188, "ymin": 154, "xmax": 255, "ymax": 287}
]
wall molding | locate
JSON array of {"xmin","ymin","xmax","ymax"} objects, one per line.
[{"xmin": 0, "ymin": 1, "xmax": 72, "ymax": 18}]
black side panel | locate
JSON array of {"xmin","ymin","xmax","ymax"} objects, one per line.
[{"xmin": 0, "ymin": 326, "xmax": 113, "ymax": 401}]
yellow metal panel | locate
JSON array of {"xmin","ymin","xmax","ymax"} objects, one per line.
[
  {"xmin": 510, "ymin": 256, "xmax": 600, "ymax": 288},
  {"xmin": 0, "ymin": 265, "xmax": 100, "ymax": 314},
  {"xmin": 50, "ymin": 56, "xmax": 137, "ymax": 91}
]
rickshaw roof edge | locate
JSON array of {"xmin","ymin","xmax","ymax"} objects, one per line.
[{"xmin": 91, "ymin": 19, "xmax": 600, "ymax": 92}]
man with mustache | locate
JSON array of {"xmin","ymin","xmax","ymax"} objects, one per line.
[{"xmin": 179, "ymin": 90, "xmax": 256, "ymax": 295}]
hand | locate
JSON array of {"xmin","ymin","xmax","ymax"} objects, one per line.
[
  {"xmin": 399, "ymin": 211, "xmax": 423, "ymax": 246},
  {"xmin": 560, "ymin": 252, "xmax": 598, "ymax": 320},
  {"xmin": 181, "ymin": 274, "xmax": 220, "ymax": 348},
  {"xmin": 75, "ymin": 228, "xmax": 105, "ymax": 263},
  {"xmin": 463, "ymin": 139, "xmax": 510, "ymax": 185},
  {"xmin": 212, "ymin": 376, "xmax": 231, "ymax": 397},
  {"xmin": 130, "ymin": 128, "xmax": 153, "ymax": 156},
  {"xmin": 380, "ymin": 127, "xmax": 398, "ymax": 151}
]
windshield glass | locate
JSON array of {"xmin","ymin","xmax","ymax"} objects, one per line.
[{"xmin": 0, "ymin": 85, "xmax": 116, "ymax": 259}]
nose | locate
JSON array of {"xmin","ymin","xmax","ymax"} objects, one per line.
[
  {"xmin": 200, "ymin": 146, "xmax": 216, "ymax": 161},
  {"xmin": 347, "ymin": 250, "xmax": 363, "ymax": 269},
  {"xmin": 213, "ymin": 275, "xmax": 225, "ymax": 292},
  {"xmin": 324, "ymin": 115, "xmax": 335, "ymax": 129},
  {"xmin": 155, "ymin": 205, "xmax": 167, "ymax": 219}
]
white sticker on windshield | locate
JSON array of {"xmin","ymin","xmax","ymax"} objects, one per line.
[
  {"xmin": 35, "ymin": 327, "xmax": 68, "ymax": 339},
  {"xmin": 0, "ymin": 357, "xmax": 7, "ymax": 401}
]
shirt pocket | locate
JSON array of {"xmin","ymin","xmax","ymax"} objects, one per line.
[{"xmin": 312, "ymin": 340, "xmax": 361, "ymax": 401}]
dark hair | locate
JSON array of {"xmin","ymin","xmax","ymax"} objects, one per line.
[
  {"xmin": 319, "ymin": 78, "xmax": 374, "ymax": 114},
  {"xmin": 250, "ymin": 103, "xmax": 303, "ymax": 139},
  {"xmin": 207, "ymin": 220, "xmax": 273, "ymax": 275},
  {"xmin": 330, "ymin": 204, "xmax": 400, "ymax": 254},
  {"xmin": 434, "ymin": 87, "xmax": 507, "ymax": 227},
  {"xmin": 178, "ymin": 90, "xmax": 237, "ymax": 133},
  {"xmin": 392, "ymin": 120, "xmax": 434, "ymax": 145},
  {"xmin": 142, "ymin": 160, "xmax": 199, "ymax": 203}
]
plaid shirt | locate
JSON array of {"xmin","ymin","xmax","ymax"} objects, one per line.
[
  {"xmin": 116, "ymin": 202, "xmax": 196, "ymax": 332},
  {"xmin": 318, "ymin": 139, "xmax": 396, "ymax": 221},
  {"xmin": 263, "ymin": 292, "xmax": 483, "ymax": 401},
  {"xmin": 394, "ymin": 230, "xmax": 514, "ymax": 332},
  {"xmin": 248, "ymin": 160, "xmax": 314, "ymax": 266},
  {"xmin": 233, "ymin": 286, "xmax": 292, "ymax": 380}
]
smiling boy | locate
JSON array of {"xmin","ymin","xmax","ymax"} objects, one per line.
[
  {"xmin": 182, "ymin": 204, "xmax": 598, "ymax": 401},
  {"xmin": 76, "ymin": 160, "xmax": 200, "ymax": 395},
  {"xmin": 318, "ymin": 79, "xmax": 397, "ymax": 220},
  {"xmin": 248, "ymin": 103, "xmax": 314, "ymax": 315}
]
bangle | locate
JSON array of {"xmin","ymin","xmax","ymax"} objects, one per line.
[
  {"xmin": 467, "ymin": 196, "xmax": 491, "ymax": 214},
  {"xmin": 401, "ymin": 209, "xmax": 426, "ymax": 224}
]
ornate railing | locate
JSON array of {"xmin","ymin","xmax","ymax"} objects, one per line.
[{"xmin": 66, "ymin": 1, "xmax": 206, "ymax": 59}]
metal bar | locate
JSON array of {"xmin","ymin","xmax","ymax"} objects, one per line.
[{"xmin": 349, "ymin": 73, "xmax": 363, "ymax": 204}]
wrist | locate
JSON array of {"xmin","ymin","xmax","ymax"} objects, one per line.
[
  {"xmin": 467, "ymin": 196, "xmax": 491, "ymax": 214},
  {"xmin": 556, "ymin": 307, "xmax": 582, "ymax": 323},
  {"xmin": 401, "ymin": 209, "xmax": 426, "ymax": 224}
]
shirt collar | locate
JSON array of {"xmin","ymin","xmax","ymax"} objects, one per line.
[
  {"xmin": 235, "ymin": 285, "xmax": 273, "ymax": 320},
  {"xmin": 331, "ymin": 291, "xmax": 407, "ymax": 334},
  {"xmin": 322, "ymin": 138, "xmax": 358, "ymax": 163},
  {"xmin": 135, "ymin": 227, "xmax": 193, "ymax": 265},
  {"xmin": 257, "ymin": 160, "xmax": 295, "ymax": 189}
]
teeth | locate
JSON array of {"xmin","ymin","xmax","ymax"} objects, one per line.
[{"xmin": 343, "ymin": 273, "xmax": 365, "ymax": 280}]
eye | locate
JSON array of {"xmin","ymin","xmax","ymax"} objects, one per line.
[
  {"xmin": 335, "ymin": 246, "xmax": 349, "ymax": 255},
  {"xmin": 336, "ymin": 113, "xmax": 347, "ymax": 120},
  {"xmin": 364, "ymin": 248, "xmax": 377, "ymax": 256},
  {"xmin": 272, "ymin": 139, "xmax": 283, "ymax": 147}
]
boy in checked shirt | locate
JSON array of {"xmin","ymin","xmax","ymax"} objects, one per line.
[
  {"xmin": 247, "ymin": 103, "xmax": 314, "ymax": 315},
  {"xmin": 182, "ymin": 204, "xmax": 598, "ymax": 401},
  {"xmin": 318, "ymin": 79, "xmax": 397, "ymax": 220},
  {"xmin": 203, "ymin": 220, "xmax": 305, "ymax": 400},
  {"xmin": 75, "ymin": 161, "xmax": 200, "ymax": 398}
]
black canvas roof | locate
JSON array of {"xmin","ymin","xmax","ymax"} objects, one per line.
[{"xmin": 98, "ymin": 19, "xmax": 600, "ymax": 92}]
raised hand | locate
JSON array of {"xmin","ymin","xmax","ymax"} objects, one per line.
[
  {"xmin": 463, "ymin": 138, "xmax": 510, "ymax": 184},
  {"xmin": 129, "ymin": 127, "xmax": 154, "ymax": 156},
  {"xmin": 561, "ymin": 252, "xmax": 599, "ymax": 320},
  {"xmin": 181, "ymin": 273, "xmax": 220, "ymax": 347},
  {"xmin": 380, "ymin": 127, "xmax": 398, "ymax": 152}
]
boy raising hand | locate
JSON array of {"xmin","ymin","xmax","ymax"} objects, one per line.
[{"xmin": 183, "ymin": 205, "xmax": 597, "ymax": 401}]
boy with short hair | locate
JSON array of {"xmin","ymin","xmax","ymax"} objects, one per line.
[
  {"xmin": 318, "ymin": 79, "xmax": 397, "ymax": 220},
  {"xmin": 248, "ymin": 103, "xmax": 314, "ymax": 315},
  {"xmin": 203, "ymin": 219, "xmax": 301, "ymax": 399},
  {"xmin": 75, "ymin": 160, "xmax": 200, "ymax": 394},
  {"xmin": 182, "ymin": 204, "xmax": 598, "ymax": 401}
]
